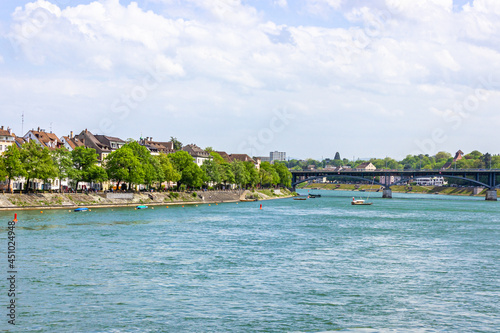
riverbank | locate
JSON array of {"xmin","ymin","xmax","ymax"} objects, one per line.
[
  {"xmin": 0, "ymin": 189, "xmax": 294, "ymax": 211},
  {"xmin": 300, "ymin": 183, "xmax": 499, "ymax": 197}
]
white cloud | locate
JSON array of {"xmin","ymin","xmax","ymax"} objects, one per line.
[
  {"xmin": 274, "ymin": 0, "xmax": 288, "ymax": 9},
  {"xmin": 2, "ymin": 0, "xmax": 500, "ymax": 158}
]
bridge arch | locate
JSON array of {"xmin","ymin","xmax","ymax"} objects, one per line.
[
  {"xmin": 292, "ymin": 175, "xmax": 385, "ymax": 188},
  {"xmin": 292, "ymin": 174, "xmax": 495, "ymax": 190}
]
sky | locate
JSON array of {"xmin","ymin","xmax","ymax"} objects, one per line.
[{"xmin": 1, "ymin": 0, "xmax": 500, "ymax": 160}]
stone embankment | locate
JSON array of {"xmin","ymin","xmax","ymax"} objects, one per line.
[{"xmin": 0, "ymin": 189, "xmax": 293, "ymax": 211}]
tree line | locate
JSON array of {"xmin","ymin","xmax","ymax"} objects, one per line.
[
  {"xmin": 286, "ymin": 150, "xmax": 500, "ymax": 170},
  {"xmin": 0, "ymin": 141, "xmax": 292, "ymax": 192}
]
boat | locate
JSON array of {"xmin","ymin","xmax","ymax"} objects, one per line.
[
  {"xmin": 351, "ymin": 177, "xmax": 375, "ymax": 205},
  {"xmin": 240, "ymin": 198, "xmax": 258, "ymax": 202},
  {"xmin": 308, "ymin": 194, "xmax": 321, "ymax": 198},
  {"xmin": 351, "ymin": 197, "xmax": 372, "ymax": 205},
  {"xmin": 293, "ymin": 196, "xmax": 308, "ymax": 200},
  {"xmin": 136, "ymin": 205, "xmax": 148, "ymax": 209},
  {"xmin": 74, "ymin": 207, "xmax": 89, "ymax": 212}
]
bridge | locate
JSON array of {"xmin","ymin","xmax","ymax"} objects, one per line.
[{"xmin": 291, "ymin": 169, "xmax": 500, "ymax": 200}]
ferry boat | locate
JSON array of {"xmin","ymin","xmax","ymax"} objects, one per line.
[{"xmin": 351, "ymin": 197, "xmax": 372, "ymax": 205}]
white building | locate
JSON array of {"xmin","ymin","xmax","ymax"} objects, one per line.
[
  {"xmin": 270, "ymin": 151, "xmax": 286, "ymax": 162},
  {"xmin": 0, "ymin": 126, "xmax": 15, "ymax": 154}
]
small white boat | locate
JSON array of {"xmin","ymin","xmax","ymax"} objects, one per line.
[{"xmin": 351, "ymin": 197, "xmax": 372, "ymax": 205}]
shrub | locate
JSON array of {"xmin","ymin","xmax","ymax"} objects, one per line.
[{"xmin": 192, "ymin": 192, "xmax": 197, "ymax": 197}]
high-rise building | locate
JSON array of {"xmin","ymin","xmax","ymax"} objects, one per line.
[{"xmin": 270, "ymin": 151, "xmax": 286, "ymax": 162}]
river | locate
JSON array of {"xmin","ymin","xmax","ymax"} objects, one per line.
[{"xmin": 1, "ymin": 190, "xmax": 499, "ymax": 332}]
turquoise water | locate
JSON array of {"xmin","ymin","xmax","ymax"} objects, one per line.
[{"xmin": 1, "ymin": 190, "xmax": 499, "ymax": 332}]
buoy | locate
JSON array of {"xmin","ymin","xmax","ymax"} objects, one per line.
[
  {"xmin": 216, "ymin": 203, "xmax": 218, "ymax": 205},
  {"xmin": 13, "ymin": 214, "xmax": 17, "ymax": 223},
  {"xmin": 182, "ymin": 205, "xmax": 184, "ymax": 207},
  {"xmin": 166, "ymin": 206, "xmax": 169, "ymax": 208},
  {"xmin": 40, "ymin": 211, "xmax": 43, "ymax": 214},
  {"xmin": 69, "ymin": 210, "xmax": 71, "ymax": 212},
  {"xmin": 152, "ymin": 207, "xmax": 154, "ymax": 210},
  {"xmin": 209, "ymin": 204, "xmax": 211, "ymax": 206},
  {"xmin": 89, "ymin": 209, "xmax": 91, "ymax": 211},
  {"xmin": 196, "ymin": 205, "xmax": 198, "ymax": 207},
  {"xmin": 260, "ymin": 204, "xmax": 262, "ymax": 210}
]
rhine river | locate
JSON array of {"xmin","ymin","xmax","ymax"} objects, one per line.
[{"xmin": 1, "ymin": 190, "xmax": 499, "ymax": 332}]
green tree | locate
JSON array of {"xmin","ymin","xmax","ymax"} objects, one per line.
[
  {"xmin": 180, "ymin": 163, "xmax": 205, "ymax": 188},
  {"xmin": 201, "ymin": 158, "xmax": 221, "ymax": 185},
  {"xmin": 274, "ymin": 162, "xmax": 292, "ymax": 187},
  {"xmin": 170, "ymin": 136, "xmax": 183, "ymax": 151},
  {"xmin": 156, "ymin": 153, "xmax": 181, "ymax": 186},
  {"xmin": 435, "ymin": 151, "xmax": 452, "ymax": 161},
  {"xmin": 20, "ymin": 141, "xmax": 57, "ymax": 192},
  {"xmin": 209, "ymin": 151, "xmax": 226, "ymax": 164},
  {"xmin": 219, "ymin": 163, "xmax": 235, "ymax": 187},
  {"xmin": 260, "ymin": 162, "xmax": 279, "ymax": 187},
  {"xmin": 244, "ymin": 161, "xmax": 259, "ymax": 188},
  {"xmin": 105, "ymin": 147, "xmax": 143, "ymax": 190},
  {"xmin": 69, "ymin": 146, "xmax": 100, "ymax": 190},
  {"xmin": 169, "ymin": 151, "xmax": 205, "ymax": 189},
  {"xmin": 231, "ymin": 160, "xmax": 249, "ymax": 188},
  {"xmin": 88, "ymin": 165, "xmax": 108, "ymax": 187},
  {"xmin": 0, "ymin": 157, "xmax": 6, "ymax": 185},
  {"xmin": 465, "ymin": 150, "xmax": 482, "ymax": 160},
  {"xmin": 2, "ymin": 145, "xmax": 26, "ymax": 192},
  {"xmin": 51, "ymin": 148, "xmax": 72, "ymax": 192},
  {"xmin": 125, "ymin": 141, "xmax": 160, "ymax": 188},
  {"xmin": 482, "ymin": 152, "xmax": 492, "ymax": 169}
]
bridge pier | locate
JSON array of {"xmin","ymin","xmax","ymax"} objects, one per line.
[
  {"xmin": 485, "ymin": 190, "xmax": 497, "ymax": 201},
  {"xmin": 382, "ymin": 188, "xmax": 392, "ymax": 199}
]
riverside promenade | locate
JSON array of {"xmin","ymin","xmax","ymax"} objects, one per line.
[{"xmin": 0, "ymin": 189, "xmax": 293, "ymax": 211}]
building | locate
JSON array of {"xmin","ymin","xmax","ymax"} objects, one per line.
[
  {"xmin": 75, "ymin": 129, "xmax": 112, "ymax": 162},
  {"xmin": 23, "ymin": 127, "xmax": 63, "ymax": 150},
  {"xmin": 256, "ymin": 156, "xmax": 271, "ymax": 162},
  {"xmin": 182, "ymin": 144, "xmax": 211, "ymax": 166},
  {"xmin": 139, "ymin": 137, "xmax": 176, "ymax": 155},
  {"xmin": 94, "ymin": 135, "xmax": 126, "ymax": 151},
  {"xmin": 215, "ymin": 151, "xmax": 233, "ymax": 163},
  {"xmin": 442, "ymin": 150, "xmax": 464, "ymax": 169},
  {"xmin": 355, "ymin": 162, "xmax": 376, "ymax": 171},
  {"xmin": 60, "ymin": 131, "xmax": 85, "ymax": 151},
  {"xmin": 0, "ymin": 126, "xmax": 15, "ymax": 154},
  {"xmin": 270, "ymin": 151, "xmax": 286, "ymax": 162}
]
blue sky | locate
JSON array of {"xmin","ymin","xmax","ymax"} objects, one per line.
[{"xmin": 1, "ymin": 0, "xmax": 500, "ymax": 160}]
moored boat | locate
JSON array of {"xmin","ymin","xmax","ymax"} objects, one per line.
[
  {"xmin": 74, "ymin": 207, "xmax": 89, "ymax": 212},
  {"xmin": 136, "ymin": 205, "xmax": 148, "ymax": 209},
  {"xmin": 351, "ymin": 197, "xmax": 372, "ymax": 205}
]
